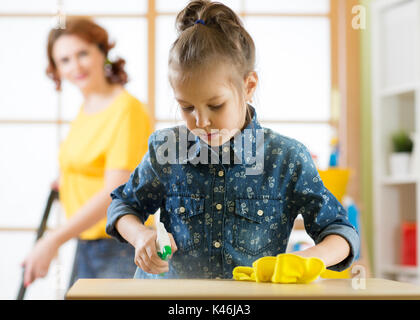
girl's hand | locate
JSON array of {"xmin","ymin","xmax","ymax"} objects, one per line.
[
  {"xmin": 292, "ymin": 234, "xmax": 350, "ymax": 268},
  {"xmin": 21, "ymin": 232, "xmax": 60, "ymax": 287},
  {"xmin": 168, "ymin": 232, "xmax": 178, "ymax": 259},
  {"xmin": 133, "ymin": 228, "xmax": 178, "ymax": 274}
]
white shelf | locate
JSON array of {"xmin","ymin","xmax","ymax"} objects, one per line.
[
  {"xmin": 382, "ymin": 264, "xmax": 420, "ymax": 276},
  {"xmin": 372, "ymin": 0, "xmax": 420, "ymax": 281},
  {"xmin": 380, "ymin": 83, "xmax": 419, "ymax": 98},
  {"xmin": 381, "ymin": 176, "xmax": 418, "ymax": 185}
]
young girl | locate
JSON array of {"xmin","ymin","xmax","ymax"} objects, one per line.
[{"xmin": 106, "ymin": 0, "xmax": 359, "ymax": 279}]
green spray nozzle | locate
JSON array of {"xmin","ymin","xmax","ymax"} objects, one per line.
[{"xmin": 157, "ymin": 245, "xmax": 172, "ymax": 261}]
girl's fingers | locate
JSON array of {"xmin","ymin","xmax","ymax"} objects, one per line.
[
  {"xmin": 168, "ymin": 233, "xmax": 178, "ymax": 258},
  {"xmin": 136, "ymin": 256, "xmax": 151, "ymax": 273},
  {"xmin": 145, "ymin": 245, "xmax": 168, "ymax": 267},
  {"xmin": 137, "ymin": 249, "xmax": 152, "ymax": 273},
  {"xmin": 145, "ymin": 246, "xmax": 169, "ymax": 272},
  {"xmin": 134, "ymin": 231, "xmax": 172, "ymax": 274},
  {"xmin": 136, "ymin": 255, "xmax": 168, "ymax": 274},
  {"xmin": 137, "ymin": 248, "xmax": 168, "ymax": 274},
  {"xmin": 168, "ymin": 233, "xmax": 178, "ymax": 251}
]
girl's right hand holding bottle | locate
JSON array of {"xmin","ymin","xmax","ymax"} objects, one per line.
[{"xmin": 133, "ymin": 228, "xmax": 177, "ymax": 274}]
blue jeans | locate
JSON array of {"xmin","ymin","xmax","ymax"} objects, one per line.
[{"xmin": 68, "ymin": 238, "xmax": 136, "ymax": 288}]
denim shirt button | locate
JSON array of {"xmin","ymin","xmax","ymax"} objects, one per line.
[
  {"xmin": 216, "ymin": 203, "xmax": 223, "ymax": 210},
  {"xmin": 218, "ymin": 170, "xmax": 224, "ymax": 177},
  {"xmin": 214, "ymin": 241, "xmax": 221, "ymax": 248},
  {"xmin": 257, "ymin": 209, "xmax": 264, "ymax": 216},
  {"xmin": 179, "ymin": 206, "xmax": 186, "ymax": 213}
]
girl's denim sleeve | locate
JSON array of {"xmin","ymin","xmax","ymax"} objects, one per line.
[
  {"xmin": 106, "ymin": 133, "xmax": 164, "ymax": 242},
  {"xmin": 290, "ymin": 143, "xmax": 360, "ymax": 272}
]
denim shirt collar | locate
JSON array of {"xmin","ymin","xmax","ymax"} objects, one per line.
[{"xmin": 183, "ymin": 105, "xmax": 264, "ymax": 170}]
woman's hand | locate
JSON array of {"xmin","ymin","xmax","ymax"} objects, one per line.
[
  {"xmin": 21, "ymin": 232, "xmax": 60, "ymax": 287},
  {"xmin": 133, "ymin": 228, "xmax": 178, "ymax": 274},
  {"xmin": 50, "ymin": 177, "xmax": 60, "ymax": 191}
]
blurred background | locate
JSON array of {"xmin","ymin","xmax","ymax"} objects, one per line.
[{"xmin": 1, "ymin": 0, "xmax": 418, "ymax": 299}]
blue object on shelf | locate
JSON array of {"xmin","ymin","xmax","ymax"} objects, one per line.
[
  {"xmin": 343, "ymin": 196, "xmax": 360, "ymax": 261},
  {"xmin": 329, "ymin": 152, "xmax": 338, "ymax": 167},
  {"xmin": 329, "ymin": 137, "xmax": 339, "ymax": 167}
]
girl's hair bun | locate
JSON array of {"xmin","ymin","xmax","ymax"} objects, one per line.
[
  {"xmin": 175, "ymin": 0, "xmax": 210, "ymax": 33},
  {"xmin": 175, "ymin": 0, "xmax": 243, "ymax": 35},
  {"xmin": 170, "ymin": 0, "xmax": 255, "ymax": 78}
]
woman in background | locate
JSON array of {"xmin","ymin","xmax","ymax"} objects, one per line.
[{"xmin": 22, "ymin": 17, "xmax": 152, "ymax": 288}]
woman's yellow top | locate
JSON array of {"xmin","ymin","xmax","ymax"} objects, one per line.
[{"xmin": 58, "ymin": 90, "xmax": 152, "ymax": 240}]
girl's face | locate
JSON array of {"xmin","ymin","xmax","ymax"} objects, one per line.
[
  {"xmin": 171, "ymin": 64, "xmax": 257, "ymax": 147},
  {"xmin": 52, "ymin": 34, "xmax": 107, "ymax": 93}
]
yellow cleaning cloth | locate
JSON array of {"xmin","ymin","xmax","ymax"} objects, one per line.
[
  {"xmin": 232, "ymin": 266, "xmax": 256, "ymax": 281},
  {"xmin": 233, "ymin": 253, "xmax": 326, "ymax": 284},
  {"xmin": 320, "ymin": 268, "xmax": 351, "ymax": 279}
]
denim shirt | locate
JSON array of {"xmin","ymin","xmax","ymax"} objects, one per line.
[{"xmin": 106, "ymin": 106, "xmax": 360, "ymax": 279}]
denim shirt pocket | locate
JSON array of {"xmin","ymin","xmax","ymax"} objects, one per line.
[
  {"xmin": 164, "ymin": 195, "xmax": 205, "ymax": 252},
  {"xmin": 233, "ymin": 198, "xmax": 282, "ymax": 255}
]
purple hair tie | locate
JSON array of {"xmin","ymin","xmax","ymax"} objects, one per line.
[{"xmin": 194, "ymin": 19, "xmax": 205, "ymax": 25}]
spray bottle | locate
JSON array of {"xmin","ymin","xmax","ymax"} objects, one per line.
[{"xmin": 155, "ymin": 211, "xmax": 172, "ymax": 263}]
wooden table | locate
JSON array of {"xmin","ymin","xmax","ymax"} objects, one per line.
[{"xmin": 66, "ymin": 278, "xmax": 420, "ymax": 300}]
